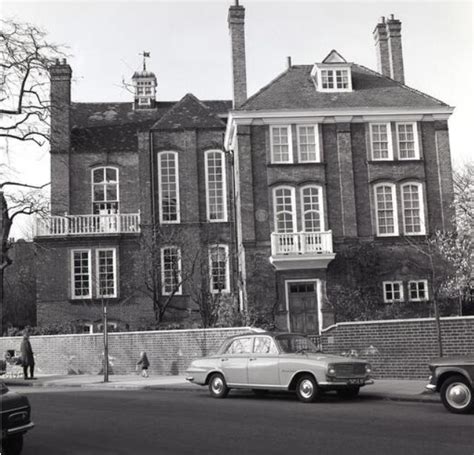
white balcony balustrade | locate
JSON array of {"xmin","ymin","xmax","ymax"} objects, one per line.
[
  {"xmin": 270, "ymin": 231, "xmax": 335, "ymax": 270},
  {"xmin": 36, "ymin": 213, "xmax": 141, "ymax": 237}
]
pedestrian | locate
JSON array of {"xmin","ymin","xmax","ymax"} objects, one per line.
[
  {"xmin": 136, "ymin": 351, "xmax": 150, "ymax": 378},
  {"xmin": 20, "ymin": 334, "xmax": 35, "ymax": 380}
]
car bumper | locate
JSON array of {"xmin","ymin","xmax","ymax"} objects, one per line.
[
  {"xmin": 186, "ymin": 376, "xmax": 195, "ymax": 382},
  {"xmin": 3, "ymin": 421, "xmax": 35, "ymax": 438},
  {"xmin": 425, "ymin": 375, "xmax": 437, "ymax": 392},
  {"xmin": 319, "ymin": 379, "xmax": 374, "ymax": 387}
]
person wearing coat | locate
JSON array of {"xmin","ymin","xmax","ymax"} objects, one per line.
[{"xmin": 20, "ymin": 334, "xmax": 35, "ymax": 380}]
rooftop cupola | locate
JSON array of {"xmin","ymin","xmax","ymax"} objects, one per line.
[{"xmin": 132, "ymin": 52, "xmax": 157, "ymax": 110}]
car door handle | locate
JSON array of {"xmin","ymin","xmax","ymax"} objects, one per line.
[
  {"xmin": 249, "ymin": 358, "xmax": 256, "ymax": 361},
  {"xmin": 221, "ymin": 358, "xmax": 228, "ymax": 362}
]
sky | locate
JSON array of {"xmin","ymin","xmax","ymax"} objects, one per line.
[{"xmin": 1, "ymin": 0, "xmax": 473, "ymax": 238}]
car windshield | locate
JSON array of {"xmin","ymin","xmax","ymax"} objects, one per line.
[{"xmin": 275, "ymin": 335, "xmax": 319, "ymax": 354}]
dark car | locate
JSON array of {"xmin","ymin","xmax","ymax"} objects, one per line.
[
  {"xmin": 426, "ymin": 357, "xmax": 474, "ymax": 414},
  {"xmin": 0, "ymin": 381, "xmax": 34, "ymax": 454}
]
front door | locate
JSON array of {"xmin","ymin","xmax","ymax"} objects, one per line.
[{"xmin": 288, "ymin": 282, "xmax": 319, "ymax": 334}]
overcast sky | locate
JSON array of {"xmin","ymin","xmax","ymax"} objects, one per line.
[{"xmin": 2, "ymin": 0, "xmax": 473, "ymax": 237}]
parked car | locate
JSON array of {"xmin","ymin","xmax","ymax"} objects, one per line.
[
  {"xmin": 426, "ymin": 357, "xmax": 474, "ymax": 414},
  {"xmin": 186, "ymin": 332, "xmax": 373, "ymax": 403},
  {"xmin": 0, "ymin": 381, "xmax": 34, "ymax": 455}
]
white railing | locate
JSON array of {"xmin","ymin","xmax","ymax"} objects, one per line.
[
  {"xmin": 36, "ymin": 213, "xmax": 141, "ymax": 236},
  {"xmin": 271, "ymin": 231, "xmax": 333, "ymax": 256}
]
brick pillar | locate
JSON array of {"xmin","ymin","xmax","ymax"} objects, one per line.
[
  {"xmin": 336, "ymin": 122, "xmax": 358, "ymax": 237},
  {"xmin": 49, "ymin": 59, "xmax": 72, "ymax": 214},
  {"xmin": 387, "ymin": 15, "xmax": 405, "ymax": 84},
  {"xmin": 228, "ymin": 2, "xmax": 248, "ymax": 108},
  {"xmin": 373, "ymin": 17, "xmax": 391, "ymax": 78}
]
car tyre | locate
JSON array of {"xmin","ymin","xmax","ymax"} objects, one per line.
[
  {"xmin": 4, "ymin": 435, "xmax": 24, "ymax": 455},
  {"xmin": 440, "ymin": 375, "xmax": 474, "ymax": 414},
  {"xmin": 208, "ymin": 373, "xmax": 229, "ymax": 399},
  {"xmin": 296, "ymin": 374, "xmax": 319, "ymax": 403},
  {"xmin": 337, "ymin": 387, "xmax": 360, "ymax": 400},
  {"xmin": 252, "ymin": 389, "xmax": 268, "ymax": 397}
]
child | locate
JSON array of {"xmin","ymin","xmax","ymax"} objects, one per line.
[{"xmin": 136, "ymin": 351, "xmax": 150, "ymax": 378}]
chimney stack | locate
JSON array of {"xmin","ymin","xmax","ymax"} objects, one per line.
[
  {"xmin": 228, "ymin": 1, "xmax": 247, "ymax": 108},
  {"xmin": 373, "ymin": 16, "xmax": 390, "ymax": 78},
  {"xmin": 386, "ymin": 14, "xmax": 405, "ymax": 84}
]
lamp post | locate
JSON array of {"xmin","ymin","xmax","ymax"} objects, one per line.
[{"xmin": 102, "ymin": 298, "xmax": 109, "ymax": 382}]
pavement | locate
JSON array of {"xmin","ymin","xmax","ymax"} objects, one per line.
[{"xmin": 1, "ymin": 374, "xmax": 439, "ymax": 403}]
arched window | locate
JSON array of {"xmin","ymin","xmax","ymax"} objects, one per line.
[
  {"xmin": 158, "ymin": 151, "xmax": 180, "ymax": 223},
  {"xmin": 92, "ymin": 167, "xmax": 119, "ymax": 214},
  {"xmin": 300, "ymin": 185, "xmax": 324, "ymax": 232},
  {"xmin": 373, "ymin": 182, "xmax": 398, "ymax": 236},
  {"xmin": 401, "ymin": 182, "xmax": 426, "ymax": 235},
  {"xmin": 273, "ymin": 186, "xmax": 296, "ymax": 233},
  {"xmin": 205, "ymin": 150, "xmax": 227, "ymax": 222}
]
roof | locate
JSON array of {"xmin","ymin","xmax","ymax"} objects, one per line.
[
  {"xmin": 240, "ymin": 64, "xmax": 449, "ymax": 111},
  {"xmin": 70, "ymin": 98, "xmax": 231, "ymax": 153}
]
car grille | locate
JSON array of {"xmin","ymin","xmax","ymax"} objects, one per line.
[{"xmin": 334, "ymin": 363, "xmax": 366, "ymax": 378}]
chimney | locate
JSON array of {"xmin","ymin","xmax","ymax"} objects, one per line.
[
  {"xmin": 228, "ymin": 1, "xmax": 247, "ymax": 108},
  {"xmin": 373, "ymin": 16, "xmax": 390, "ymax": 78},
  {"xmin": 387, "ymin": 14, "xmax": 405, "ymax": 84},
  {"xmin": 287, "ymin": 56, "xmax": 292, "ymax": 69}
]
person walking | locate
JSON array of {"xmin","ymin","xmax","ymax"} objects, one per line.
[
  {"xmin": 20, "ymin": 334, "xmax": 35, "ymax": 380},
  {"xmin": 136, "ymin": 351, "xmax": 150, "ymax": 378}
]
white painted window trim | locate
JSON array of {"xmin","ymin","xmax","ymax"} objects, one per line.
[
  {"xmin": 396, "ymin": 122, "xmax": 420, "ymax": 160},
  {"xmin": 316, "ymin": 67, "xmax": 352, "ymax": 92},
  {"xmin": 296, "ymin": 125, "xmax": 321, "ymax": 163},
  {"xmin": 383, "ymin": 281, "xmax": 404, "ymax": 303},
  {"xmin": 82, "ymin": 323, "xmax": 94, "ymax": 334},
  {"xmin": 91, "ymin": 166, "xmax": 120, "ymax": 214},
  {"xmin": 374, "ymin": 182, "xmax": 399, "ymax": 237},
  {"xmin": 369, "ymin": 123, "xmax": 393, "ymax": 161},
  {"xmin": 270, "ymin": 125, "xmax": 293, "ymax": 164},
  {"xmin": 209, "ymin": 244, "xmax": 230, "ymax": 294},
  {"xmin": 96, "ymin": 248, "xmax": 118, "ymax": 299},
  {"xmin": 401, "ymin": 181, "xmax": 426, "ymax": 236},
  {"xmin": 408, "ymin": 280, "xmax": 429, "ymax": 302},
  {"xmin": 158, "ymin": 151, "xmax": 181, "ymax": 224},
  {"xmin": 273, "ymin": 186, "xmax": 297, "ymax": 233},
  {"xmin": 204, "ymin": 150, "xmax": 228, "ymax": 222},
  {"xmin": 71, "ymin": 249, "xmax": 92, "ymax": 300},
  {"xmin": 300, "ymin": 184, "xmax": 325, "ymax": 232},
  {"xmin": 160, "ymin": 246, "xmax": 182, "ymax": 296}
]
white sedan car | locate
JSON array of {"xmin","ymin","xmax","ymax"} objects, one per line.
[{"xmin": 186, "ymin": 332, "xmax": 373, "ymax": 403}]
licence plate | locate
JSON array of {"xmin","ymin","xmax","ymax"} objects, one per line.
[{"xmin": 347, "ymin": 378, "xmax": 364, "ymax": 385}]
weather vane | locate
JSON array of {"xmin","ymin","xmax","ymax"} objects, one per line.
[{"xmin": 140, "ymin": 51, "xmax": 151, "ymax": 71}]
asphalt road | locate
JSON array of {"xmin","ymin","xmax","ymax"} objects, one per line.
[{"xmin": 16, "ymin": 388, "xmax": 474, "ymax": 455}]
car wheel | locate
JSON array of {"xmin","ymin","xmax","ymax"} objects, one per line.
[
  {"xmin": 440, "ymin": 375, "xmax": 474, "ymax": 414},
  {"xmin": 208, "ymin": 373, "xmax": 229, "ymax": 399},
  {"xmin": 337, "ymin": 387, "xmax": 360, "ymax": 400},
  {"xmin": 296, "ymin": 374, "xmax": 319, "ymax": 403},
  {"xmin": 4, "ymin": 435, "xmax": 24, "ymax": 455},
  {"xmin": 252, "ymin": 389, "xmax": 268, "ymax": 397}
]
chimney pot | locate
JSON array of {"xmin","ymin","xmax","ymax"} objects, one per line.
[
  {"xmin": 389, "ymin": 14, "xmax": 395, "ymax": 20},
  {"xmin": 380, "ymin": 16, "xmax": 385, "ymax": 23},
  {"xmin": 62, "ymin": 58, "xmax": 66, "ymax": 64},
  {"xmin": 55, "ymin": 58, "xmax": 60, "ymax": 64},
  {"xmin": 287, "ymin": 56, "xmax": 292, "ymax": 69}
]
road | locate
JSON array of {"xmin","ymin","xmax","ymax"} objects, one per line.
[{"xmin": 15, "ymin": 388, "xmax": 474, "ymax": 455}]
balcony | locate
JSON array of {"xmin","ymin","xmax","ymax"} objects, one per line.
[
  {"xmin": 270, "ymin": 231, "xmax": 335, "ymax": 270},
  {"xmin": 35, "ymin": 213, "xmax": 141, "ymax": 237}
]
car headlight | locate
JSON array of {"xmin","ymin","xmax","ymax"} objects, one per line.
[
  {"xmin": 327, "ymin": 365, "xmax": 336, "ymax": 376},
  {"xmin": 365, "ymin": 364, "xmax": 372, "ymax": 374}
]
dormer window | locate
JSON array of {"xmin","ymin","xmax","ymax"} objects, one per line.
[{"xmin": 311, "ymin": 50, "xmax": 353, "ymax": 93}]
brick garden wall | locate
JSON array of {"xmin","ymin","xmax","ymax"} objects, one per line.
[
  {"xmin": 321, "ymin": 316, "xmax": 474, "ymax": 379},
  {"xmin": 0, "ymin": 327, "xmax": 251, "ymax": 376}
]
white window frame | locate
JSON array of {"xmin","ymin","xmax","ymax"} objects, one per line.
[
  {"xmin": 374, "ymin": 182, "xmax": 399, "ymax": 237},
  {"xmin": 297, "ymin": 125, "xmax": 321, "ymax": 163},
  {"xmin": 300, "ymin": 185, "xmax": 324, "ymax": 232},
  {"xmin": 316, "ymin": 67, "xmax": 352, "ymax": 92},
  {"xmin": 209, "ymin": 244, "xmax": 230, "ymax": 294},
  {"xmin": 204, "ymin": 150, "xmax": 228, "ymax": 222},
  {"xmin": 396, "ymin": 122, "xmax": 420, "ymax": 160},
  {"xmin": 270, "ymin": 125, "xmax": 293, "ymax": 164},
  {"xmin": 401, "ymin": 182, "xmax": 426, "ymax": 236},
  {"xmin": 369, "ymin": 123, "xmax": 393, "ymax": 161},
  {"xmin": 160, "ymin": 246, "xmax": 182, "ymax": 296},
  {"xmin": 91, "ymin": 166, "xmax": 119, "ymax": 214},
  {"xmin": 71, "ymin": 249, "xmax": 92, "ymax": 300},
  {"xmin": 96, "ymin": 248, "xmax": 118, "ymax": 298},
  {"xmin": 408, "ymin": 280, "xmax": 429, "ymax": 302},
  {"xmin": 158, "ymin": 151, "xmax": 180, "ymax": 224},
  {"xmin": 383, "ymin": 281, "xmax": 404, "ymax": 303},
  {"xmin": 273, "ymin": 186, "xmax": 297, "ymax": 233}
]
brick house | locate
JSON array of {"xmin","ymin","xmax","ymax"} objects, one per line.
[{"xmin": 34, "ymin": 4, "xmax": 455, "ymax": 334}]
